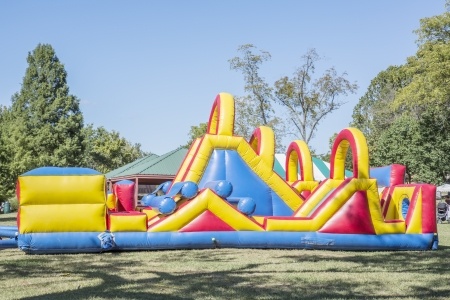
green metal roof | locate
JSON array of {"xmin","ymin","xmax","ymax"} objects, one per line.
[{"xmin": 105, "ymin": 147, "xmax": 188, "ymax": 179}]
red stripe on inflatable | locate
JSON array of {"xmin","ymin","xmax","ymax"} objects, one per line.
[
  {"xmin": 381, "ymin": 187, "xmax": 392, "ymax": 217},
  {"xmin": 207, "ymin": 94, "xmax": 221, "ymax": 134},
  {"xmin": 17, "ymin": 207, "xmax": 21, "ymax": 230},
  {"xmin": 319, "ymin": 191, "xmax": 376, "ymax": 234},
  {"xmin": 249, "ymin": 127, "xmax": 262, "ymax": 155},
  {"xmin": 301, "ymin": 190, "xmax": 312, "ymax": 198},
  {"xmin": 179, "ymin": 210, "xmax": 235, "ymax": 232},
  {"xmin": 171, "ymin": 140, "xmax": 201, "ymax": 187},
  {"xmin": 384, "ymin": 220, "xmax": 404, "ymax": 223},
  {"xmin": 418, "ymin": 184, "xmax": 437, "ymax": 233},
  {"xmin": 16, "ymin": 180, "xmax": 20, "ymax": 203},
  {"xmin": 16, "ymin": 180, "xmax": 21, "ymax": 229},
  {"xmin": 181, "ymin": 137, "xmax": 205, "ymax": 182}
]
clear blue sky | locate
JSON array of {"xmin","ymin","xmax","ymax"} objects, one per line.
[{"xmin": 0, "ymin": 1, "xmax": 445, "ymax": 156}]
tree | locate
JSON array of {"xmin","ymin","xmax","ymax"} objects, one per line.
[
  {"xmin": 229, "ymin": 44, "xmax": 286, "ymax": 151},
  {"xmin": 386, "ymin": 8, "xmax": 450, "ymax": 184},
  {"xmin": 351, "ymin": 65, "xmax": 411, "ymax": 158},
  {"xmin": 351, "ymin": 5, "xmax": 450, "ymax": 184},
  {"xmin": 183, "ymin": 122, "xmax": 207, "ymax": 149},
  {"xmin": 370, "ymin": 115, "xmax": 419, "ymax": 183},
  {"xmin": 393, "ymin": 8, "xmax": 450, "ymax": 113},
  {"xmin": 0, "ymin": 106, "xmax": 14, "ymax": 201},
  {"xmin": 2, "ymin": 44, "xmax": 85, "ymax": 185},
  {"xmin": 369, "ymin": 112, "xmax": 450, "ymax": 184},
  {"xmin": 414, "ymin": 10, "xmax": 450, "ymax": 44},
  {"xmin": 394, "ymin": 44, "xmax": 450, "ymax": 113},
  {"xmin": 229, "ymin": 44, "xmax": 274, "ymax": 126},
  {"xmin": 274, "ymin": 48, "xmax": 358, "ymax": 145},
  {"xmin": 82, "ymin": 125, "xmax": 147, "ymax": 173},
  {"xmin": 0, "ymin": 43, "xmax": 152, "ymax": 199}
]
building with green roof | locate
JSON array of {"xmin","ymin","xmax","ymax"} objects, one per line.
[{"xmin": 105, "ymin": 147, "xmax": 188, "ymax": 200}]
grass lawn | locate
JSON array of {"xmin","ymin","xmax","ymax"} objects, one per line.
[{"xmin": 1, "ymin": 212, "xmax": 450, "ymax": 300}]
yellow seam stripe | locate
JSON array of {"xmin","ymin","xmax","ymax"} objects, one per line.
[
  {"xmin": 254, "ymin": 126, "xmax": 275, "ymax": 168},
  {"xmin": 205, "ymin": 189, "xmax": 263, "ymax": 231},
  {"xmin": 294, "ymin": 179, "xmax": 343, "ymax": 217},
  {"xmin": 331, "ymin": 128, "xmax": 369, "ymax": 180},
  {"xmin": 291, "ymin": 181, "xmax": 319, "ymax": 194},
  {"xmin": 19, "ymin": 175, "xmax": 106, "ymax": 205},
  {"xmin": 216, "ymin": 92, "xmax": 234, "ymax": 136},
  {"xmin": 19, "ymin": 204, "xmax": 106, "ymax": 233},
  {"xmin": 287, "ymin": 150, "xmax": 299, "ymax": 182},
  {"xmin": 287, "ymin": 140, "xmax": 314, "ymax": 182},
  {"xmin": 174, "ymin": 138, "xmax": 202, "ymax": 183},
  {"xmin": 208, "ymin": 108, "xmax": 218, "ymax": 134},
  {"xmin": 365, "ymin": 179, "xmax": 405, "ymax": 234},
  {"xmin": 148, "ymin": 191, "xmax": 209, "ymax": 232},
  {"xmin": 298, "ymin": 141, "xmax": 314, "ymax": 181},
  {"xmin": 148, "ymin": 189, "xmax": 263, "ymax": 232},
  {"xmin": 350, "ymin": 128, "xmax": 370, "ymax": 179},
  {"xmin": 406, "ymin": 187, "xmax": 422, "ymax": 234}
]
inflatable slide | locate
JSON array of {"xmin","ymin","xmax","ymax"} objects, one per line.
[{"xmin": 12, "ymin": 92, "xmax": 437, "ymax": 253}]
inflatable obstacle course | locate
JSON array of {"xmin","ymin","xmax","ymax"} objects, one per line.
[{"xmin": 11, "ymin": 92, "xmax": 437, "ymax": 253}]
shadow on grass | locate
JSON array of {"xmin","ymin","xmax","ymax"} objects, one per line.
[
  {"xmin": 0, "ymin": 216, "xmax": 17, "ymax": 223},
  {"xmin": 0, "ymin": 248, "xmax": 449, "ymax": 300},
  {"xmin": 0, "ymin": 260, "xmax": 373, "ymax": 300},
  {"xmin": 437, "ymin": 244, "xmax": 450, "ymax": 250},
  {"xmin": 282, "ymin": 248, "xmax": 450, "ymax": 274}
]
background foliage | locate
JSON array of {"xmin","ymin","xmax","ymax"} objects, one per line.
[
  {"xmin": 0, "ymin": 44, "xmax": 147, "ymax": 201},
  {"xmin": 185, "ymin": 4, "xmax": 450, "ymax": 185},
  {"xmin": 2, "ymin": 5, "xmax": 450, "ymax": 203},
  {"xmin": 352, "ymin": 7, "xmax": 450, "ymax": 184}
]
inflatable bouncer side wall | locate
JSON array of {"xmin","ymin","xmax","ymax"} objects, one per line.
[{"xmin": 16, "ymin": 167, "xmax": 108, "ymax": 254}]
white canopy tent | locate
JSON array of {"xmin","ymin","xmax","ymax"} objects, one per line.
[
  {"xmin": 273, "ymin": 154, "xmax": 353, "ymax": 182},
  {"xmin": 436, "ymin": 183, "xmax": 450, "ymax": 198}
]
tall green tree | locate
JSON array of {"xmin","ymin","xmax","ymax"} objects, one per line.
[
  {"xmin": 390, "ymin": 9, "xmax": 450, "ymax": 183},
  {"xmin": 82, "ymin": 125, "xmax": 147, "ymax": 173},
  {"xmin": 415, "ymin": 8, "xmax": 450, "ymax": 44},
  {"xmin": 351, "ymin": 65, "xmax": 410, "ymax": 157},
  {"xmin": 0, "ymin": 43, "xmax": 151, "ymax": 199},
  {"xmin": 3, "ymin": 44, "xmax": 84, "ymax": 183},
  {"xmin": 370, "ymin": 115, "xmax": 420, "ymax": 183},
  {"xmin": 352, "ymin": 4, "xmax": 450, "ymax": 184},
  {"xmin": 394, "ymin": 8, "xmax": 450, "ymax": 117},
  {"xmin": 0, "ymin": 106, "xmax": 14, "ymax": 200},
  {"xmin": 274, "ymin": 48, "xmax": 358, "ymax": 145}
]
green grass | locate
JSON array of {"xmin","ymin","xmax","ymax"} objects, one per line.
[{"xmin": 1, "ymin": 212, "xmax": 450, "ymax": 300}]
